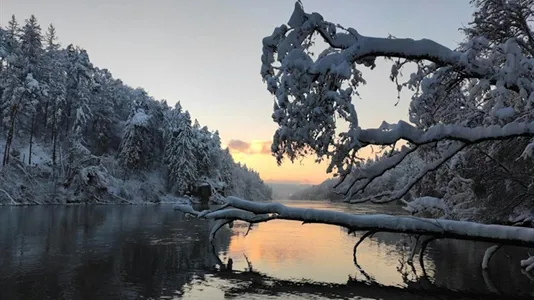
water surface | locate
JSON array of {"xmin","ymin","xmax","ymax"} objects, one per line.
[{"xmin": 0, "ymin": 200, "xmax": 532, "ymax": 299}]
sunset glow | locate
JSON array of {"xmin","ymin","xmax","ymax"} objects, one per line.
[{"xmin": 225, "ymin": 140, "xmax": 381, "ymax": 184}]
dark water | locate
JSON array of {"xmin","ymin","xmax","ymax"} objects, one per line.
[{"xmin": 0, "ymin": 200, "xmax": 533, "ymax": 300}]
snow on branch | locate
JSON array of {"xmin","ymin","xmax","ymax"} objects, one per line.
[
  {"xmin": 358, "ymin": 120, "xmax": 534, "ymax": 146},
  {"xmin": 175, "ymin": 197, "xmax": 534, "ymax": 248},
  {"xmin": 482, "ymin": 245, "xmax": 501, "ymax": 270},
  {"xmin": 263, "ymin": 2, "xmax": 507, "ymax": 88},
  {"xmin": 521, "ymin": 256, "xmax": 534, "ymax": 273},
  {"xmin": 261, "ymin": 1, "xmax": 534, "ymax": 177},
  {"xmin": 335, "ymin": 145, "xmax": 416, "ymax": 196},
  {"xmin": 339, "ymin": 119, "xmax": 534, "ymax": 201},
  {"xmin": 348, "ymin": 143, "xmax": 466, "ymax": 203}
]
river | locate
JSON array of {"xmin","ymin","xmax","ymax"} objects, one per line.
[{"xmin": 0, "ymin": 200, "xmax": 532, "ymax": 299}]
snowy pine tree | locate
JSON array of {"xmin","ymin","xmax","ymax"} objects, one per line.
[
  {"xmin": 0, "ymin": 13, "xmax": 272, "ymax": 204},
  {"xmin": 117, "ymin": 108, "xmax": 152, "ymax": 177},
  {"xmin": 20, "ymin": 15, "xmax": 44, "ymax": 164},
  {"xmin": 165, "ymin": 111, "xmax": 198, "ymax": 195},
  {"xmin": 64, "ymin": 44, "xmax": 92, "ymax": 141}
]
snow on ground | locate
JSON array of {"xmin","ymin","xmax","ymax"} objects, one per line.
[
  {"xmin": 18, "ymin": 142, "xmax": 53, "ymax": 171},
  {"xmin": 0, "ymin": 141, "xmax": 191, "ymax": 205},
  {"xmin": 403, "ymin": 196, "xmax": 450, "ymax": 217}
]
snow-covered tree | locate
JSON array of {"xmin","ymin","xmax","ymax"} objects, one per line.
[
  {"xmin": 88, "ymin": 68, "xmax": 121, "ymax": 155},
  {"xmin": 19, "ymin": 15, "xmax": 45, "ymax": 165},
  {"xmin": 193, "ymin": 125, "xmax": 215, "ymax": 178},
  {"xmin": 165, "ymin": 111, "xmax": 198, "ymax": 195},
  {"xmin": 0, "ymin": 13, "xmax": 274, "ymax": 205},
  {"xmin": 1, "ymin": 15, "xmax": 24, "ymax": 165},
  {"xmin": 207, "ymin": 130, "xmax": 223, "ymax": 179},
  {"xmin": 178, "ymin": 1, "xmax": 534, "ymax": 275},
  {"xmin": 117, "ymin": 108, "xmax": 152, "ymax": 177},
  {"xmin": 219, "ymin": 147, "xmax": 235, "ymax": 188},
  {"xmin": 255, "ymin": 1, "xmax": 534, "ymax": 214},
  {"xmin": 64, "ymin": 44, "xmax": 93, "ymax": 141}
]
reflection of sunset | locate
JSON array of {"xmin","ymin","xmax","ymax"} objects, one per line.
[{"xmin": 227, "ymin": 218, "xmax": 434, "ymax": 285}]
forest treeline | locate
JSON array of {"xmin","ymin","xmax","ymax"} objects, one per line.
[{"xmin": 0, "ymin": 15, "xmax": 272, "ymax": 204}]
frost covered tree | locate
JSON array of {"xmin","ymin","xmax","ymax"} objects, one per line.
[
  {"xmin": 86, "ymin": 68, "xmax": 116, "ymax": 155},
  {"xmin": 41, "ymin": 24, "xmax": 66, "ymax": 166},
  {"xmin": 177, "ymin": 1, "xmax": 534, "ymax": 274},
  {"xmin": 254, "ymin": 1, "xmax": 534, "ymax": 215},
  {"xmin": 64, "ymin": 44, "xmax": 92, "ymax": 141},
  {"xmin": 165, "ymin": 111, "xmax": 198, "ymax": 195},
  {"xmin": 117, "ymin": 108, "xmax": 152, "ymax": 177},
  {"xmin": 20, "ymin": 15, "xmax": 45, "ymax": 165},
  {"xmin": 1, "ymin": 15, "xmax": 25, "ymax": 165},
  {"xmin": 0, "ymin": 13, "xmax": 273, "ymax": 204},
  {"xmin": 207, "ymin": 130, "xmax": 223, "ymax": 179},
  {"xmin": 219, "ymin": 147, "xmax": 235, "ymax": 189},
  {"xmin": 193, "ymin": 125, "xmax": 217, "ymax": 179}
]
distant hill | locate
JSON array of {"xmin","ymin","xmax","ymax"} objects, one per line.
[
  {"xmin": 287, "ymin": 178, "xmax": 344, "ymax": 201},
  {"xmin": 266, "ymin": 182, "xmax": 313, "ymax": 200}
]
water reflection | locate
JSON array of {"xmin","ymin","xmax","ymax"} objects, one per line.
[
  {"xmin": 0, "ymin": 201, "xmax": 532, "ymax": 299},
  {"xmin": 223, "ymin": 201, "xmax": 534, "ymax": 299},
  {"xmin": 0, "ymin": 205, "xmax": 231, "ymax": 300}
]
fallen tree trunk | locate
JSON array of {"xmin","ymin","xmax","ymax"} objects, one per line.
[{"xmin": 174, "ymin": 196, "xmax": 534, "ymax": 248}]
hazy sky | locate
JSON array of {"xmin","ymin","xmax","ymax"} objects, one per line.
[{"xmin": 1, "ymin": 0, "xmax": 473, "ymax": 184}]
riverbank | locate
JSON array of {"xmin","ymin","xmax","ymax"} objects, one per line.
[{"xmin": 0, "ymin": 141, "xmax": 193, "ymax": 205}]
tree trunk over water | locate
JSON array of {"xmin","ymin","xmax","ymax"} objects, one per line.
[{"xmin": 175, "ymin": 197, "xmax": 534, "ymax": 248}]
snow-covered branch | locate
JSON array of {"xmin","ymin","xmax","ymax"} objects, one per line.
[
  {"xmin": 261, "ymin": 1, "xmax": 534, "ymax": 180},
  {"xmin": 349, "ymin": 143, "xmax": 466, "ymax": 203},
  {"xmin": 175, "ymin": 197, "xmax": 534, "ymax": 247},
  {"xmin": 335, "ymin": 146, "xmax": 416, "ymax": 196},
  {"xmin": 482, "ymin": 245, "xmax": 501, "ymax": 270},
  {"xmin": 359, "ymin": 120, "xmax": 534, "ymax": 146},
  {"xmin": 340, "ymin": 119, "xmax": 534, "ymax": 202},
  {"xmin": 263, "ymin": 2, "xmax": 516, "ymax": 91}
]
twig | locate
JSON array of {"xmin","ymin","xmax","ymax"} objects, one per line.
[
  {"xmin": 243, "ymin": 254, "xmax": 254, "ymax": 272},
  {"xmin": 244, "ymin": 223, "xmax": 254, "ymax": 237},
  {"xmin": 0, "ymin": 188, "xmax": 19, "ymax": 205}
]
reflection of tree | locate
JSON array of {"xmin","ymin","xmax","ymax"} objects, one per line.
[
  {"xmin": 349, "ymin": 234, "xmax": 523, "ymax": 299},
  {"xmin": 0, "ymin": 205, "xmax": 233, "ymax": 300},
  {"xmin": 209, "ymin": 247, "xmax": 531, "ymax": 300},
  {"xmin": 324, "ymin": 225, "xmax": 534, "ymax": 298},
  {"xmin": 353, "ymin": 233, "xmax": 534, "ymax": 299},
  {"xmin": 425, "ymin": 239, "xmax": 534, "ymax": 296}
]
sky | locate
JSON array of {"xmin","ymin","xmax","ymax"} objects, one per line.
[{"xmin": 1, "ymin": 0, "xmax": 474, "ymax": 184}]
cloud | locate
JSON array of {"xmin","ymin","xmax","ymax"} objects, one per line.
[
  {"xmin": 227, "ymin": 139, "xmax": 272, "ymax": 155},
  {"xmin": 227, "ymin": 140, "xmax": 250, "ymax": 152}
]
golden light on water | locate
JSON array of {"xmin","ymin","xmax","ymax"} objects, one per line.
[{"xmin": 226, "ymin": 217, "xmax": 432, "ymax": 286}]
